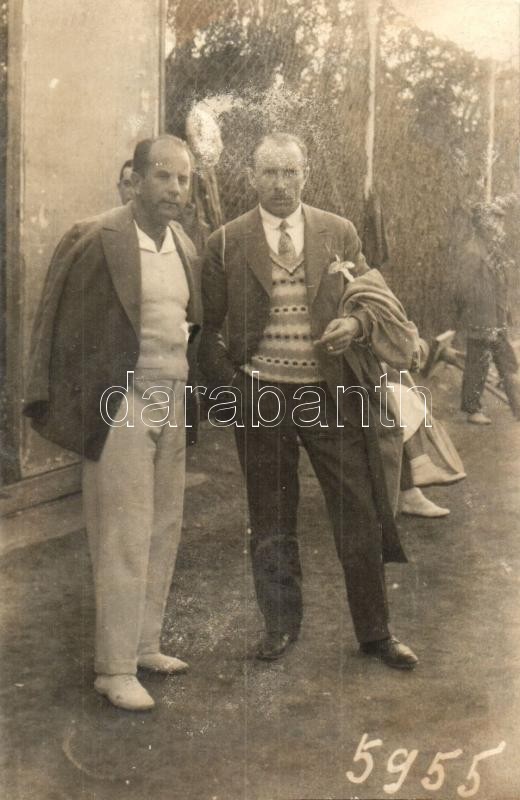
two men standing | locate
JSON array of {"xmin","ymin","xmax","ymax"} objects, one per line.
[
  {"xmin": 25, "ymin": 135, "xmax": 201, "ymax": 710},
  {"xmin": 26, "ymin": 130, "xmax": 419, "ymax": 712}
]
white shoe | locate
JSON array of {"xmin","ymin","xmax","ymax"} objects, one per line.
[
  {"xmin": 94, "ymin": 674, "xmax": 155, "ymax": 711},
  {"xmin": 137, "ymin": 653, "xmax": 189, "ymax": 674},
  {"xmin": 467, "ymin": 411, "xmax": 491, "ymax": 425},
  {"xmin": 410, "ymin": 455, "xmax": 466, "ymax": 487},
  {"xmin": 399, "ymin": 488, "xmax": 450, "ymax": 518}
]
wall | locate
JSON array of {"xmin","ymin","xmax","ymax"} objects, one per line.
[{"xmin": 6, "ymin": 0, "xmax": 165, "ymax": 481}]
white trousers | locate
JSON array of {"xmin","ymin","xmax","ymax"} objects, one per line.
[{"xmin": 82, "ymin": 379, "xmax": 186, "ymax": 675}]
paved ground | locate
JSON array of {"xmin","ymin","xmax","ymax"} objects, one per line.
[{"xmin": 1, "ymin": 365, "xmax": 520, "ymax": 800}]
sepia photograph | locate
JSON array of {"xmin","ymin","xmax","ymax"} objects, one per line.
[{"xmin": 0, "ymin": 1, "xmax": 519, "ymax": 798}]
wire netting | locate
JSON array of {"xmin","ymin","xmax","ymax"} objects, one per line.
[{"xmin": 165, "ymin": 0, "xmax": 520, "ymax": 336}]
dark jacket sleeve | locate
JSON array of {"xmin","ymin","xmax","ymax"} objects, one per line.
[
  {"xmin": 23, "ymin": 223, "xmax": 85, "ymax": 417},
  {"xmin": 198, "ymin": 226, "xmax": 236, "ymax": 386}
]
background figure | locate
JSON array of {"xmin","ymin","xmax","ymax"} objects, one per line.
[
  {"xmin": 24, "ymin": 135, "xmax": 201, "ymax": 711},
  {"xmin": 456, "ymin": 199, "xmax": 519, "ymax": 425},
  {"xmin": 117, "ymin": 158, "xmax": 135, "ymax": 204},
  {"xmin": 385, "ymin": 367, "xmax": 466, "ymax": 518},
  {"xmin": 361, "ymin": 174, "xmax": 465, "ymax": 519},
  {"xmin": 399, "ymin": 431, "xmax": 463, "ymax": 518}
]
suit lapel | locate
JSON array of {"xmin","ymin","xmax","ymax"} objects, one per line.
[
  {"xmin": 101, "ymin": 206, "xmax": 141, "ymax": 338},
  {"xmin": 303, "ymin": 204, "xmax": 334, "ymax": 306},
  {"xmin": 242, "ymin": 207, "xmax": 273, "ymax": 297},
  {"xmin": 170, "ymin": 223, "xmax": 202, "ymax": 325},
  {"xmin": 238, "ymin": 205, "xmax": 334, "ymax": 301}
]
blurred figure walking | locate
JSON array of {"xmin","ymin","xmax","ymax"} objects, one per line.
[{"xmin": 455, "ymin": 199, "xmax": 519, "ymax": 425}]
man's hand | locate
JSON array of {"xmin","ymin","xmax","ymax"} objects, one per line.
[{"xmin": 315, "ymin": 317, "xmax": 362, "ymax": 356}]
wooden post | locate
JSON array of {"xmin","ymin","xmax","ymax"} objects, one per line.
[
  {"xmin": 486, "ymin": 59, "xmax": 496, "ymax": 202},
  {"xmin": 364, "ymin": 0, "xmax": 380, "ymax": 200}
]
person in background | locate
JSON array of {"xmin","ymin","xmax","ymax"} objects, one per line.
[
  {"xmin": 390, "ymin": 366, "xmax": 466, "ymax": 519},
  {"xmin": 456, "ymin": 199, "xmax": 519, "ymax": 425},
  {"xmin": 362, "ymin": 188, "xmax": 465, "ymax": 517},
  {"xmin": 117, "ymin": 158, "xmax": 135, "ymax": 204},
  {"xmin": 399, "ymin": 428, "xmax": 465, "ymax": 518}
]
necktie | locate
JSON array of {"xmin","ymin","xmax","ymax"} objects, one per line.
[{"xmin": 278, "ymin": 220, "xmax": 297, "ymax": 259}]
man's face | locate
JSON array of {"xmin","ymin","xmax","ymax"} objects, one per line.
[
  {"xmin": 248, "ymin": 141, "xmax": 309, "ymax": 218},
  {"xmin": 133, "ymin": 140, "xmax": 191, "ymax": 227},
  {"xmin": 118, "ymin": 166, "xmax": 135, "ymax": 205}
]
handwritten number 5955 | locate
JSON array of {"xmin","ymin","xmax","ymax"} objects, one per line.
[{"xmin": 346, "ymin": 735, "xmax": 506, "ymax": 798}]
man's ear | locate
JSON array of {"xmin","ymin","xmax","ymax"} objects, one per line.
[{"xmin": 302, "ymin": 164, "xmax": 310, "ymax": 186}]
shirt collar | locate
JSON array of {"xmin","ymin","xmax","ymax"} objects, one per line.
[
  {"xmin": 259, "ymin": 203, "xmax": 303, "ymax": 229},
  {"xmin": 134, "ymin": 221, "xmax": 176, "ymax": 254}
]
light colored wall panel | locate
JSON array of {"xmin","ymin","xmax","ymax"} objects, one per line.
[{"xmin": 7, "ymin": 0, "xmax": 164, "ymax": 478}]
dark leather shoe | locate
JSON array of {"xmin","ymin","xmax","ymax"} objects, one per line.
[
  {"xmin": 361, "ymin": 636, "xmax": 418, "ymax": 670},
  {"xmin": 256, "ymin": 631, "xmax": 297, "ymax": 661}
]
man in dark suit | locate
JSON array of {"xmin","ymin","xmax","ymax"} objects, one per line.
[
  {"xmin": 199, "ymin": 132, "xmax": 418, "ymax": 669},
  {"xmin": 456, "ymin": 199, "xmax": 519, "ymax": 425},
  {"xmin": 25, "ymin": 135, "xmax": 201, "ymax": 710}
]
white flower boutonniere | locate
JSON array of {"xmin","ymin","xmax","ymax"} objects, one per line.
[{"xmin": 328, "ymin": 256, "xmax": 356, "ymax": 283}]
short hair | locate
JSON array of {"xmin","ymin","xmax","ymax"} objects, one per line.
[
  {"xmin": 118, "ymin": 159, "xmax": 133, "ymax": 182},
  {"xmin": 250, "ymin": 132, "xmax": 308, "ymax": 169},
  {"xmin": 132, "ymin": 135, "xmax": 193, "ymax": 176}
]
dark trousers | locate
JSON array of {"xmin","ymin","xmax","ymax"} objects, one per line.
[
  {"xmin": 233, "ymin": 376, "xmax": 389, "ymax": 644},
  {"xmin": 400, "ymin": 453, "xmax": 413, "ymax": 491},
  {"xmin": 461, "ymin": 333, "xmax": 519, "ymax": 416}
]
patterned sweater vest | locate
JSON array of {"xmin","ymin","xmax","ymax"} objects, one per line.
[{"xmin": 245, "ymin": 249, "xmax": 323, "ymax": 384}]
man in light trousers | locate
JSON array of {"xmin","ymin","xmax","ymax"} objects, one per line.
[{"xmin": 25, "ymin": 135, "xmax": 201, "ymax": 710}]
